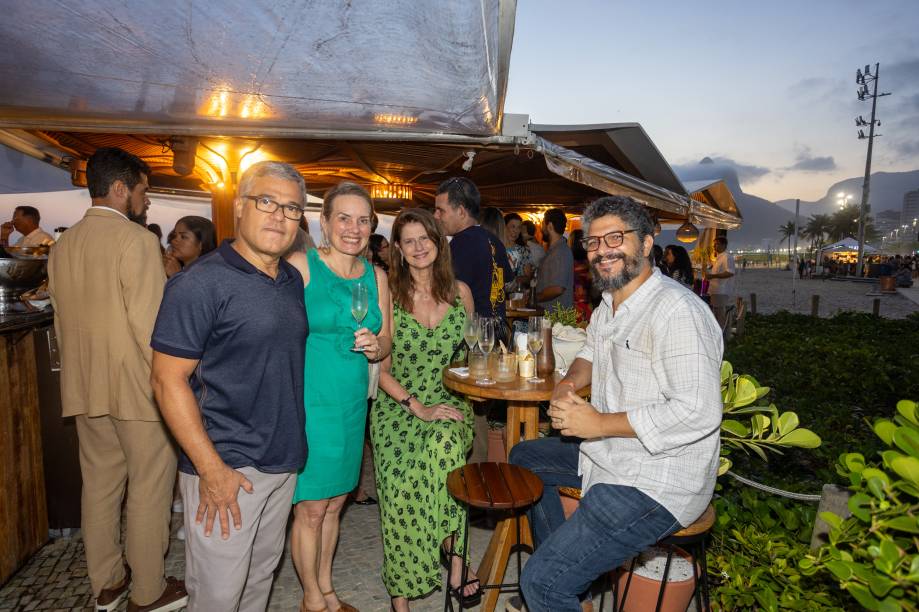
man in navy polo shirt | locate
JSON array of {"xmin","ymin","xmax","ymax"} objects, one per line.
[{"xmin": 151, "ymin": 161, "xmax": 309, "ymax": 612}]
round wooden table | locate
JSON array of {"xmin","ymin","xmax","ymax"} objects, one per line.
[{"xmin": 443, "ymin": 366, "xmax": 589, "ymax": 612}]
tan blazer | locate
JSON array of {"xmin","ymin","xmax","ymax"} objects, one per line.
[{"xmin": 48, "ymin": 207, "xmax": 166, "ymax": 420}]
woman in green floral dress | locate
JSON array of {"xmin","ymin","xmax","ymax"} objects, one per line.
[{"xmin": 371, "ymin": 209, "xmax": 481, "ymax": 611}]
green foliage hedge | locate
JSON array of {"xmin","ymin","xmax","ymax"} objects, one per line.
[{"xmin": 724, "ymin": 311, "xmax": 919, "ymax": 487}]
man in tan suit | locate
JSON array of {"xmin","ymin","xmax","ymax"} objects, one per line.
[{"xmin": 48, "ymin": 147, "xmax": 187, "ymax": 612}]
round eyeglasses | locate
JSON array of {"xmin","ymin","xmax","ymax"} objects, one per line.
[{"xmin": 242, "ymin": 195, "xmax": 305, "ymax": 221}]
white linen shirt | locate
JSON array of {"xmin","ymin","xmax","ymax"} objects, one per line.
[
  {"xmin": 575, "ymin": 268, "xmax": 724, "ymax": 526},
  {"xmin": 708, "ymin": 251, "xmax": 735, "ymax": 296},
  {"xmin": 16, "ymin": 227, "xmax": 54, "ymax": 246}
]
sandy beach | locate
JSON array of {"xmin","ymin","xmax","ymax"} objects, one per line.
[{"xmin": 733, "ymin": 267, "xmax": 918, "ymax": 319}]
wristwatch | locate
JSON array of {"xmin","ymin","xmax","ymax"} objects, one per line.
[{"xmin": 399, "ymin": 393, "xmax": 417, "ymax": 410}]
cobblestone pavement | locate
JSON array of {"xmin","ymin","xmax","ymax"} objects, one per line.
[
  {"xmin": 734, "ymin": 268, "xmax": 918, "ymax": 318},
  {"xmin": 0, "ymin": 505, "xmax": 527, "ymax": 611}
]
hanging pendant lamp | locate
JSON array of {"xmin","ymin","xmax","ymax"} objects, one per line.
[{"xmin": 676, "ymin": 220, "xmax": 699, "ymax": 243}]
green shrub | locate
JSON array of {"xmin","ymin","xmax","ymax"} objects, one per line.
[
  {"xmin": 805, "ymin": 399, "xmax": 919, "ymax": 612},
  {"xmin": 708, "ymin": 486, "xmax": 848, "ymax": 611}
]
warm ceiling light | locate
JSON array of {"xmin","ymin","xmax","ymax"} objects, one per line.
[
  {"xmin": 676, "ymin": 221, "xmax": 700, "ymax": 243},
  {"xmin": 373, "ymin": 113, "xmax": 418, "ymax": 126},
  {"xmin": 370, "ymin": 183, "xmax": 413, "ymax": 200}
]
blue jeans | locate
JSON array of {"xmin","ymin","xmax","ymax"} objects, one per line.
[{"xmin": 509, "ymin": 437, "xmax": 681, "ymax": 612}]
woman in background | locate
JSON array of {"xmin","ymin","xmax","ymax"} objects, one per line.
[
  {"xmin": 663, "ymin": 244, "xmax": 695, "ymax": 287},
  {"xmin": 163, "ymin": 215, "xmax": 216, "ymax": 278},
  {"xmin": 503, "ymin": 212, "xmax": 533, "ymax": 290}
]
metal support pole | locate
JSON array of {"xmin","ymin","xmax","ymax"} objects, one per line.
[
  {"xmin": 856, "ymin": 63, "xmax": 881, "ymax": 278},
  {"xmin": 792, "ymin": 199, "xmax": 800, "ymax": 309}
]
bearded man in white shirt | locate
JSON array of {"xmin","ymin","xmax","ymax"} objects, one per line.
[
  {"xmin": 508, "ymin": 196, "xmax": 724, "ymax": 612},
  {"xmin": 704, "ymin": 235, "xmax": 736, "ymax": 329}
]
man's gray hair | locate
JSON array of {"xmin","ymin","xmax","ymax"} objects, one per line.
[
  {"xmin": 238, "ymin": 161, "xmax": 307, "ymax": 205},
  {"xmin": 582, "ymin": 196, "xmax": 654, "ymax": 242}
]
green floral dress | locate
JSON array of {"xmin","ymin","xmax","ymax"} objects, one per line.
[{"xmin": 370, "ymin": 298, "xmax": 473, "ymax": 598}]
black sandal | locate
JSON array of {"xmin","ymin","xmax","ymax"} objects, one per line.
[{"xmin": 441, "ymin": 545, "xmax": 483, "ymax": 608}]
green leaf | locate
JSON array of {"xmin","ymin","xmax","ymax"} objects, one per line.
[
  {"xmin": 825, "ymin": 560, "xmax": 853, "ymax": 581},
  {"xmin": 752, "ymin": 414, "xmax": 770, "ymax": 438},
  {"xmin": 896, "ymin": 399, "xmax": 918, "ymax": 426},
  {"xmin": 778, "ymin": 428, "xmax": 822, "ymax": 448},
  {"xmin": 734, "ymin": 376, "xmax": 759, "ymax": 408},
  {"xmin": 877, "ymin": 597, "xmax": 902, "ymax": 612},
  {"xmin": 777, "ymin": 411, "xmax": 799, "ymax": 436},
  {"xmin": 844, "ymin": 452, "xmax": 867, "ymax": 473},
  {"xmin": 879, "ymin": 540, "xmax": 900, "ymax": 568},
  {"xmin": 869, "ymin": 573, "xmax": 896, "ymax": 597},
  {"xmin": 881, "ymin": 516, "xmax": 919, "ymax": 534},
  {"xmin": 718, "ymin": 456, "xmax": 732, "ymax": 476},
  {"xmin": 873, "ymin": 419, "xmax": 898, "ymax": 446},
  {"xmin": 849, "ymin": 492, "xmax": 873, "ymax": 522},
  {"xmin": 846, "ymin": 583, "xmax": 880, "ymax": 610},
  {"xmin": 890, "ymin": 455, "xmax": 919, "ymax": 486},
  {"xmin": 721, "ymin": 419, "xmax": 750, "ymax": 437},
  {"xmin": 819, "ymin": 511, "xmax": 843, "ymax": 530},
  {"xmin": 720, "ymin": 361, "xmax": 732, "ymax": 384},
  {"xmin": 882, "ymin": 451, "xmax": 904, "ymax": 470},
  {"xmin": 867, "ymin": 476, "xmax": 886, "ymax": 500},
  {"xmin": 892, "ymin": 426, "xmax": 919, "ymax": 460}
]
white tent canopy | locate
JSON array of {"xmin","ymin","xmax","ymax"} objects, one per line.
[{"xmin": 820, "ymin": 237, "xmax": 877, "ymax": 254}]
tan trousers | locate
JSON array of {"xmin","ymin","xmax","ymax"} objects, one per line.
[{"xmin": 76, "ymin": 415, "xmax": 177, "ymax": 605}]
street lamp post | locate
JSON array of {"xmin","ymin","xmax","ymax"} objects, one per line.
[{"xmin": 853, "ymin": 63, "xmax": 891, "ymax": 277}]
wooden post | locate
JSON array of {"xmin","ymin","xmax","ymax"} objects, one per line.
[
  {"xmin": 750, "ymin": 293, "xmax": 757, "ymax": 315},
  {"xmin": 811, "ymin": 295, "xmax": 820, "ymax": 317},
  {"xmin": 872, "ymin": 298, "xmax": 881, "ymax": 317},
  {"xmin": 210, "ymin": 185, "xmax": 237, "ymax": 243}
]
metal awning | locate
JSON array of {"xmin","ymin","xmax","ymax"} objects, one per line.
[{"xmin": 0, "ymin": 0, "xmax": 741, "ymax": 230}]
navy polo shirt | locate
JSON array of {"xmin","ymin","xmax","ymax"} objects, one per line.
[{"xmin": 152, "ymin": 240, "xmax": 308, "ymax": 475}]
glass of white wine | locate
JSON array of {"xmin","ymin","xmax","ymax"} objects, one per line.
[
  {"xmin": 527, "ymin": 316, "xmax": 544, "ymax": 383},
  {"xmin": 463, "ymin": 313, "xmax": 479, "ymax": 356},
  {"xmin": 476, "ymin": 316, "xmax": 496, "ymax": 385},
  {"xmin": 350, "ymin": 280, "xmax": 369, "ymax": 352}
]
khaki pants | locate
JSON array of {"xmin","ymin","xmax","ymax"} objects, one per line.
[
  {"xmin": 76, "ymin": 415, "xmax": 177, "ymax": 605},
  {"xmin": 180, "ymin": 467, "xmax": 296, "ymax": 612}
]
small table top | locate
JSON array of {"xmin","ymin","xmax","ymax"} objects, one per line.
[
  {"xmin": 443, "ymin": 366, "xmax": 589, "ymax": 402},
  {"xmin": 505, "ymin": 306, "xmax": 543, "ymax": 321}
]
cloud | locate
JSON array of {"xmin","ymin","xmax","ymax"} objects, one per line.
[
  {"xmin": 672, "ymin": 156, "xmax": 771, "ymax": 192},
  {"xmin": 785, "ymin": 146, "xmax": 837, "ymax": 173},
  {"xmin": 786, "ymin": 76, "xmax": 847, "ymax": 101}
]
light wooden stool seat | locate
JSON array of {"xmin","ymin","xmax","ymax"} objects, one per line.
[{"xmin": 444, "ymin": 463, "xmax": 543, "ymax": 611}]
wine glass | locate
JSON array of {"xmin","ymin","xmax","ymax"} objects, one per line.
[
  {"xmin": 350, "ymin": 280, "xmax": 369, "ymax": 351},
  {"xmin": 463, "ymin": 313, "xmax": 479, "ymax": 354},
  {"xmin": 476, "ymin": 317, "xmax": 496, "ymax": 385},
  {"xmin": 527, "ymin": 316, "xmax": 544, "ymax": 383}
]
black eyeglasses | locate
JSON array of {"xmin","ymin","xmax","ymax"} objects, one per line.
[
  {"xmin": 242, "ymin": 195, "xmax": 305, "ymax": 221},
  {"xmin": 580, "ymin": 229, "xmax": 638, "ymax": 251}
]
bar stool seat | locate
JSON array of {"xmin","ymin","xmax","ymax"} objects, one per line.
[{"xmin": 444, "ymin": 462, "xmax": 543, "ymax": 611}]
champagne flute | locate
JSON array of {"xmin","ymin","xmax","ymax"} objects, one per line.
[
  {"xmin": 463, "ymin": 313, "xmax": 479, "ymax": 353},
  {"xmin": 527, "ymin": 316, "xmax": 544, "ymax": 383},
  {"xmin": 350, "ymin": 280, "xmax": 369, "ymax": 352},
  {"xmin": 477, "ymin": 317, "xmax": 496, "ymax": 385}
]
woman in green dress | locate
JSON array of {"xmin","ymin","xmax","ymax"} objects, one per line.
[
  {"xmin": 288, "ymin": 181, "xmax": 392, "ymax": 612},
  {"xmin": 371, "ymin": 208, "xmax": 481, "ymax": 611}
]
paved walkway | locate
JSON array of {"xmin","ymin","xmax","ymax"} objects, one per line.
[{"xmin": 0, "ymin": 505, "xmax": 523, "ymax": 611}]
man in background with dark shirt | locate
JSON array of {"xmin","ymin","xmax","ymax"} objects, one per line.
[
  {"xmin": 434, "ymin": 176, "xmax": 513, "ymax": 462},
  {"xmin": 434, "ymin": 177, "xmax": 513, "ymax": 319},
  {"xmin": 150, "ymin": 161, "xmax": 309, "ymax": 611}
]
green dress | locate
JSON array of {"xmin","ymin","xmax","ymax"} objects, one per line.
[
  {"xmin": 371, "ymin": 298, "xmax": 473, "ymax": 598},
  {"xmin": 293, "ymin": 249, "xmax": 382, "ymax": 502}
]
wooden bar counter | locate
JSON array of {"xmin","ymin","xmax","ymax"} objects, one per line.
[{"xmin": 0, "ymin": 310, "xmax": 52, "ymax": 583}]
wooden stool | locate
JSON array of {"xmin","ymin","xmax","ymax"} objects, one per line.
[
  {"xmin": 615, "ymin": 504, "xmax": 716, "ymax": 612},
  {"xmin": 444, "ymin": 462, "xmax": 544, "ymax": 611},
  {"xmin": 557, "ymin": 488, "xmax": 715, "ymax": 612}
]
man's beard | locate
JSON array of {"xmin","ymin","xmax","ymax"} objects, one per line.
[
  {"xmin": 590, "ymin": 251, "xmax": 643, "ymax": 292},
  {"xmin": 127, "ymin": 207, "xmax": 147, "ymax": 226}
]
